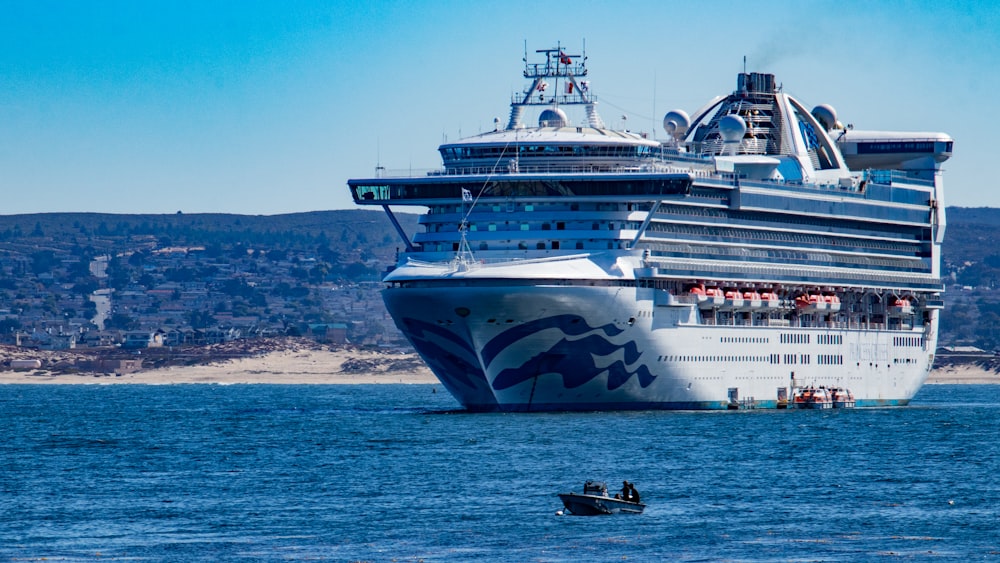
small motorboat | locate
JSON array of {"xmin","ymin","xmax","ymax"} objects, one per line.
[{"xmin": 558, "ymin": 480, "xmax": 645, "ymax": 515}]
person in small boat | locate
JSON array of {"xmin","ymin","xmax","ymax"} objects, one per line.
[
  {"xmin": 616, "ymin": 480, "xmax": 630, "ymax": 500},
  {"xmin": 629, "ymin": 483, "xmax": 640, "ymax": 504}
]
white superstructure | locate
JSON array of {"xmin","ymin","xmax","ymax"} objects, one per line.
[{"xmin": 349, "ymin": 44, "xmax": 952, "ymax": 411}]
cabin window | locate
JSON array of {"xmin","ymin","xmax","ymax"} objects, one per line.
[
  {"xmin": 488, "ymin": 224, "xmax": 497, "ymax": 232},
  {"xmin": 552, "ymin": 241, "xmax": 560, "ymax": 250},
  {"xmin": 576, "ymin": 242, "xmax": 584, "ymax": 249},
  {"xmin": 542, "ymin": 223, "xmax": 551, "ymax": 230},
  {"xmin": 525, "ymin": 205, "xmax": 534, "ymax": 212},
  {"xmin": 479, "ymin": 243, "xmax": 489, "ymax": 250},
  {"xmin": 557, "ymin": 222, "xmax": 565, "ymax": 230},
  {"xmin": 536, "ymin": 242, "xmax": 546, "ymax": 249},
  {"xmin": 520, "ymin": 224, "xmax": 529, "ymax": 231}
]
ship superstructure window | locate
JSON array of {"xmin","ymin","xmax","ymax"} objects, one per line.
[{"xmin": 780, "ymin": 333, "xmax": 810, "ymax": 344}]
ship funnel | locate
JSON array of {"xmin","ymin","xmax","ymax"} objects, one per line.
[{"xmin": 738, "ymin": 72, "xmax": 776, "ymax": 94}]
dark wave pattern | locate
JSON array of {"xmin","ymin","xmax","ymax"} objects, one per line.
[
  {"xmin": 485, "ymin": 316, "xmax": 656, "ymax": 392},
  {"xmin": 480, "ymin": 314, "xmax": 624, "ymax": 368},
  {"xmin": 400, "ymin": 318, "xmax": 485, "ymax": 390}
]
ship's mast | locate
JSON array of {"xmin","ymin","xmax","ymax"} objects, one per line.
[{"xmin": 506, "ymin": 41, "xmax": 604, "ymax": 130}]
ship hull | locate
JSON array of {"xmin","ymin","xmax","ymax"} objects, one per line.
[{"xmin": 384, "ymin": 283, "xmax": 935, "ymax": 412}]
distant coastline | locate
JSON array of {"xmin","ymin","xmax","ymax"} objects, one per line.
[
  {"xmin": 1, "ymin": 338, "xmax": 996, "ymax": 385},
  {"xmin": 0, "ymin": 337, "xmax": 436, "ymax": 385},
  {"xmin": 925, "ymin": 363, "xmax": 1000, "ymax": 385}
]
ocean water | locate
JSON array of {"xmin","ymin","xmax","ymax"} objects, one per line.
[{"xmin": 1, "ymin": 383, "xmax": 998, "ymax": 562}]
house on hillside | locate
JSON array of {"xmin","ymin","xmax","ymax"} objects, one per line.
[
  {"xmin": 122, "ymin": 330, "xmax": 164, "ymax": 349},
  {"xmin": 307, "ymin": 323, "xmax": 348, "ymax": 344}
]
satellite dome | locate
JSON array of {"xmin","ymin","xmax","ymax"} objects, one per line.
[
  {"xmin": 718, "ymin": 114, "xmax": 747, "ymax": 142},
  {"xmin": 811, "ymin": 104, "xmax": 838, "ymax": 130},
  {"xmin": 663, "ymin": 109, "xmax": 691, "ymax": 139},
  {"xmin": 539, "ymin": 107, "xmax": 569, "ymax": 127}
]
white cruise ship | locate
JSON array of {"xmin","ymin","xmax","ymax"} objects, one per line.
[{"xmin": 348, "ymin": 45, "xmax": 952, "ymax": 411}]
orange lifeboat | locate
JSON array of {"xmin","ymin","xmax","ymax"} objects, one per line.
[
  {"xmin": 686, "ymin": 283, "xmax": 707, "ymax": 304},
  {"xmin": 793, "ymin": 386, "xmax": 833, "ymax": 409},
  {"xmin": 760, "ymin": 292, "xmax": 780, "ymax": 309},
  {"xmin": 888, "ymin": 296, "xmax": 914, "ymax": 315},
  {"xmin": 699, "ymin": 287, "xmax": 725, "ymax": 309},
  {"xmin": 795, "ymin": 294, "xmax": 827, "ymax": 312},
  {"xmin": 743, "ymin": 290, "xmax": 762, "ymax": 308},
  {"xmin": 723, "ymin": 289, "xmax": 745, "ymax": 310},
  {"xmin": 824, "ymin": 294, "xmax": 841, "ymax": 312},
  {"xmin": 830, "ymin": 387, "xmax": 856, "ymax": 408}
]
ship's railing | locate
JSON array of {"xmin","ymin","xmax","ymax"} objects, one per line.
[
  {"xmin": 380, "ymin": 163, "xmax": 710, "ymax": 179},
  {"xmin": 371, "ymin": 163, "xmax": 932, "ymax": 189},
  {"xmin": 644, "ymin": 259, "xmax": 944, "ymax": 291},
  {"xmin": 864, "ymin": 169, "xmax": 935, "ymax": 187},
  {"xmin": 699, "ymin": 316, "xmax": 895, "ymax": 331},
  {"xmin": 523, "ymin": 61, "xmax": 588, "ymax": 78}
]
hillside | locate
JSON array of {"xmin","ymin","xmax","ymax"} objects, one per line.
[{"xmin": 1, "ymin": 206, "xmax": 999, "ymax": 352}]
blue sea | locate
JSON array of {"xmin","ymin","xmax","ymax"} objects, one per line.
[{"xmin": 2, "ymin": 383, "xmax": 998, "ymax": 562}]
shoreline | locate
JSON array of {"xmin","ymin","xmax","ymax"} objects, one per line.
[
  {"xmin": 0, "ymin": 345, "xmax": 438, "ymax": 385},
  {"xmin": 1, "ymin": 352, "xmax": 998, "ymax": 386},
  {"xmin": 924, "ymin": 363, "xmax": 1000, "ymax": 385}
]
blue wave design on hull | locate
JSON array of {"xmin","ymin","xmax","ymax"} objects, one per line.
[
  {"xmin": 484, "ymin": 316, "xmax": 656, "ymax": 391},
  {"xmin": 480, "ymin": 314, "xmax": 623, "ymax": 368},
  {"xmin": 400, "ymin": 318, "xmax": 486, "ymax": 391}
]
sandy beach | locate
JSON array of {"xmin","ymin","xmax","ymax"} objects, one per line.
[
  {"xmin": 924, "ymin": 363, "xmax": 1000, "ymax": 385},
  {"xmin": 0, "ymin": 347, "xmax": 438, "ymax": 385}
]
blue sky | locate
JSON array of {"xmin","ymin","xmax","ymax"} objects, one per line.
[{"xmin": 0, "ymin": 0, "xmax": 996, "ymax": 215}]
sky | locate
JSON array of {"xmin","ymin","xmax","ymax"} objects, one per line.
[{"xmin": 0, "ymin": 0, "xmax": 997, "ymax": 215}]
